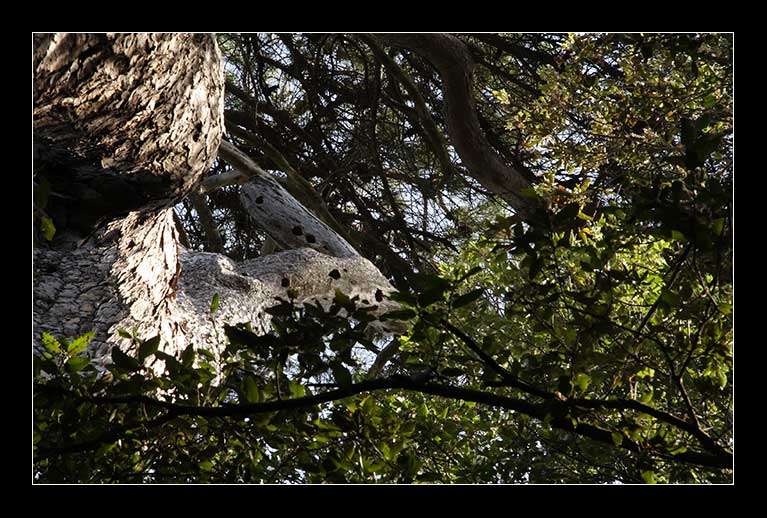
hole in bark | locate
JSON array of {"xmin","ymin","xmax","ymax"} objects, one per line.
[
  {"xmin": 281, "ymin": 278, "xmax": 290, "ymax": 287},
  {"xmin": 328, "ymin": 269, "xmax": 341, "ymax": 280},
  {"xmin": 255, "ymin": 196, "xmax": 264, "ymax": 204},
  {"xmin": 305, "ymin": 234, "xmax": 316, "ymax": 244},
  {"xmin": 292, "ymin": 226, "xmax": 303, "ymax": 236},
  {"xmin": 375, "ymin": 289, "xmax": 384, "ymax": 302}
]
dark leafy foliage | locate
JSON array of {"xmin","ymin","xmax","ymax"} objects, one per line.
[{"xmin": 33, "ymin": 33, "xmax": 732, "ymax": 483}]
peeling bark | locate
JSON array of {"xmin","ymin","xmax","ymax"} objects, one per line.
[{"xmin": 374, "ymin": 34, "xmax": 545, "ymax": 220}]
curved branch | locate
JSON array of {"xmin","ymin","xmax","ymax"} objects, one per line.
[
  {"xmin": 442, "ymin": 319, "xmax": 730, "ymax": 459},
  {"xmin": 359, "ymin": 35, "xmax": 457, "ymax": 180},
  {"xmin": 39, "ymin": 376, "xmax": 732, "ymax": 470},
  {"xmin": 373, "ymin": 34, "xmax": 545, "ymax": 221}
]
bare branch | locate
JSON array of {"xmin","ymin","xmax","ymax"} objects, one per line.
[{"xmin": 218, "ymin": 140, "xmax": 358, "ymax": 258}]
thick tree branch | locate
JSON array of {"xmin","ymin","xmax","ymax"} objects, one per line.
[
  {"xmin": 224, "ymin": 118, "xmax": 357, "ymax": 250},
  {"xmin": 200, "ymin": 169, "xmax": 249, "ymax": 193},
  {"xmin": 441, "ymin": 319, "xmax": 552, "ymax": 400},
  {"xmin": 360, "ymin": 35, "xmax": 457, "ymax": 181},
  {"xmin": 374, "ymin": 34, "xmax": 546, "ymax": 221},
  {"xmin": 218, "ymin": 140, "xmax": 358, "ymax": 258}
]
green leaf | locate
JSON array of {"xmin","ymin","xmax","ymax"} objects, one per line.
[
  {"xmin": 181, "ymin": 344, "xmax": 195, "ymax": 367},
  {"xmin": 40, "ymin": 216, "xmax": 56, "ymax": 241},
  {"xmin": 34, "ymin": 178, "xmax": 51, "ymax": 209},
  {"xmin": 671, "ymin": 230, "xmax": 687, "ymax": 242},
  {"xmin": 611, "ymin": 432, "xmax": 623, "ymax": 447},
  {"xmin": 41, "ymin": 332, "xmax": 61, "ymax": 354},
  {"xmin": 639, "ymin": 387, "xmax": 654, "ymax": 403},
  {"xmin": 65, "ymin": 357, "xmax": 91, "ymax": 373},
  {"xmin": 289, "ymin": 381, "xmax": 305, "ymax": 399},
  {"xmin": 210, "ymin": 293, "xmax": 220, "ymax": 313},
  {"xmin": 418, "ymin": 285, "xmax": 448, "ymax": 307},
  {"xmin": 197, "ymin": 348, "xmax": 216, "ymax": 362},
  {"xmin": 555, "ymin": 202, "xmax": 582, "ymax": 225},
  {"xmin": 333, "ymin": 289, "xmax": 352, "ymax": 307},
  {"xmin": 224, "ymin": 324, "xmax": 273, "ymax": 352},
  {"xmin": 528, "ymin": 256, "xmax": 543, "ymax": 280},
  {"xmin": 457, "ymin": 266, "xmax": 484, "ymax": 283},
  {"xmin": 67, "ymin": 331, "xmax": 95, "ymax": 355},
  {"xmin": 331, "ymin": 362, "xmax": 353, "ymax": 387},
  {"xmin": 94, "ymin": 443, "xmax": 115, "ymax": 459},
  {"xmin": 573, "ymin": 373, "xmax": 591, "ymax": 392},
  {"xmin": 111, "ymin": 348, "xmax": 140, "ymax": 372},
  {"xmin": 139, "ymin": 335, "xmax": 161, "ymax": 362},
  {"xmin": 711, "ymin": 217, "xmax": 725, "ymax": 236},
  {"xmin": 331, "ymin": 456, "xmax": 356, "ymax": 471},
  {"xmin": 264, "ymin": 300, "xmax": 293, "ymax": 317},
  {"xmin": 452, "ymin": 288, "xmax": 485, "ymax": 308},
  {"xmin": 117, "ymin": 328, "xmax": 133, "ymax": 340},
  {"xmin": 389, "ymin": 291, "xmax": 417, "ymax": 306},
  {"xmin": 641, "ymin": 470, "xmax": 657, "ymax": 484},
  {"xmin": 411, "ymin": 273, "xmax": 451, "ymax": 294},
  {"xmin": 242, "ymin": 375, "xmax": 261, "ymax": 403},
  {"xmin": 659, "ymin": 289, "xmax": 681, "ymax": 307},
  {"xmin": 669, "ymin": 445, "xmax": 688, "ymax": 455}
]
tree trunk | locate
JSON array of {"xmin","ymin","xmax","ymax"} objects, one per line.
[{"xmin": 33, "ymin": 33, "xmax": 401, "ymax": 372}]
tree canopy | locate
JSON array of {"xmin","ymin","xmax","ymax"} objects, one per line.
[{"xmin": 33, "ymin": 33, "xmax": 732, "ymax": 484}]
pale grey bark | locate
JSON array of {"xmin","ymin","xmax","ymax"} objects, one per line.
[
  {"xmin": 34, "ymin": 207, "xmax": 402, "ymax": 375},
  {"xmin": 200, "ymin": 169, "xmax": 249, "ymax": 193},
  {"xmin": 33, "ymin": 33, "xmax": 402, "ymax": 375},
  {"xmin": 219, "ymin": 140, "xmax": 359, "ymax": 258}
]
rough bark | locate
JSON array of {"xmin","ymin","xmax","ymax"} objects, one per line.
[
  {"xmin": 374, "ymin": 34, "xmax": 545, "ymax": 221},
  {"xmin": 33, "ymin": 33, "xmax": 402, "ymax": 372},
  {"xmin": 34, "ymin": 33, "xmax": 224, "ymax": 229}
]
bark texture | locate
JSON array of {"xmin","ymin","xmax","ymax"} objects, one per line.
[
  {"xmin": 34, "ymin": 33, "xmax": 224, "ymax": 228},
  {"xmin": 374, "ymin": 34, "xmax": 544, "ymax": 220},
  {"xmin": 33, "ymin": 33, "xmax": 402, "ymax": 372}
]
